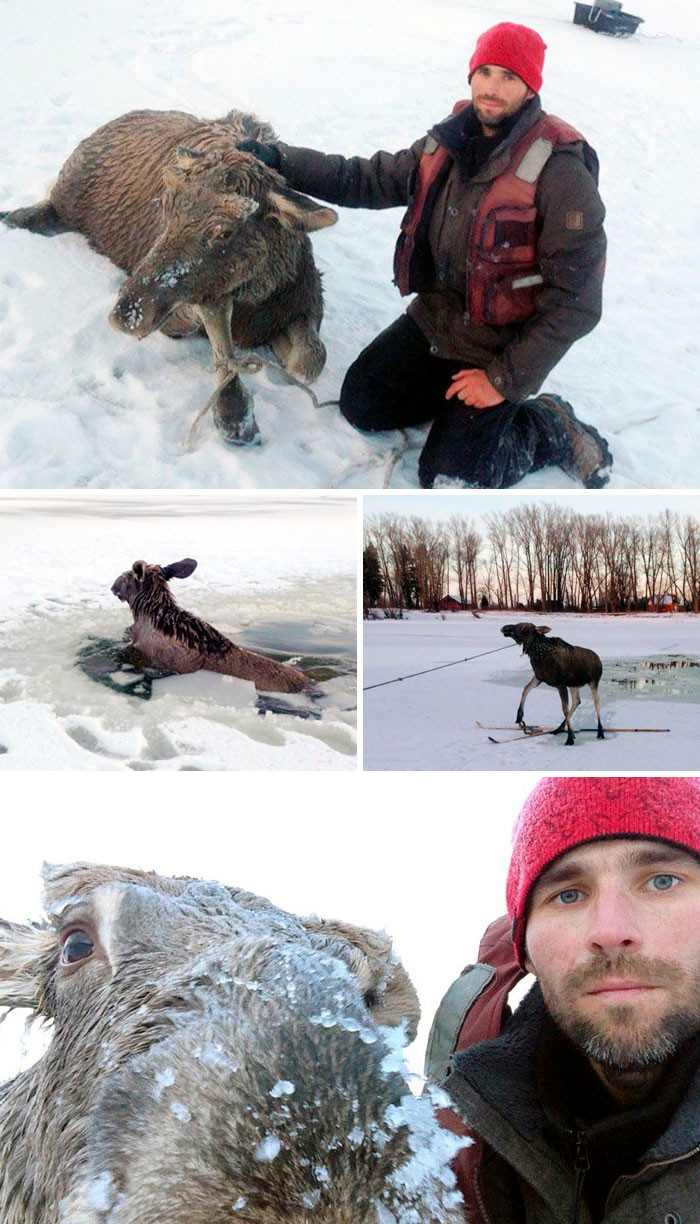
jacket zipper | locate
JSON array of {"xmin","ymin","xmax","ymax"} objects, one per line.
[
  {"xmin": 571, "ymin": 1130, "xmax": 590, "ymax": 1224},
  {"xmin": 604, "ymin": 1142, "xmax": 700, "ymax": 1214},
  {"xmin": 472, "ymin": 1166, "xmax": 494, "ymax": 1224}
]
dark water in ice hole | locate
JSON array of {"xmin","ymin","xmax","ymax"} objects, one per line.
[
  {"xmin": 77, "ymin": 619, "xmax": 356, "ymax": 718},
  {"xmin": 496, "ymin": 656, "xmax": 700, "ymax": 704}
]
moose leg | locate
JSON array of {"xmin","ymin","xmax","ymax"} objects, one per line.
[
  {"xmin": 271, "ymin": 318, "xmax": 327, "ymax": 383},
  {"xmin": 516, "ymin": 676, "xmax": 541, "ymax": 726},
  {"xmin": 1, "ymin": 200, "xmax": 71, "ymax": 234},
  {"xmin": 554, "ymin": 685, "xmax": 575, "ymax": 746},
  {"xmin": 590, "ymin": 680, "xmax": 605, "ymax": 739},
  {"xmin": 197, "ymin": 299, "xmax": 261, "ymax": 446}
]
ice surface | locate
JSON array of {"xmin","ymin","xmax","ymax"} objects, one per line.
[
  {"xmin": 365, "ymin": 610, "xmax": 700, "ymax": 769},
  {"xmin": 1, "ymin": 0, "xmax": 698, "ymax": 487}
]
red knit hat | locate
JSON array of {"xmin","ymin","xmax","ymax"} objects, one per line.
[
  {"xmin": 469, "ymin": 23, "xmax": 547, "ymax": 95},
  {"xmin": 507, "ymin": 777, "xmax": 700, "ymax": 967}
]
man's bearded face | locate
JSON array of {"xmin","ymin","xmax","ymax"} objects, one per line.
[
  {"xmin": 470, "ymin": 64, "xmax": 533, "ymax": 130},
  {"xmin": 525, "ymin": 840, "xmax": 700, "ymax": 1070}
]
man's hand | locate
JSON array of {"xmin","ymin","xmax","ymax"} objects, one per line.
[
  {"xmin": 236, "ymin": 139, "xmax": 282, "ymax": 171},
  {"xmin": 445, "ymin": 368, "xmax": 505, "ymax": 410}
]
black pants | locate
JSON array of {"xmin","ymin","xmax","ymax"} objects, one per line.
[{"xmin": 339, "ymin": 314, "xmax": 571, "ymax": 488}]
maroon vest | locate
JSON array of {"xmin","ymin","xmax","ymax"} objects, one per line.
[
  {"xmin": 394, "ymin": 107, "xmax": 584, "ymax": 326},
  {"xmin": 429, "ymin": 915, "xmax": 524, "ymax": 1223}
]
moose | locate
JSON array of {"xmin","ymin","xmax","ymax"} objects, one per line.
[
  {"xmin": 2, "ymin": 108, "xmax": 338, "ymax": 446},
  {"xmin": 111, "ymin": 557, "xmax": 309, "ymax": 692},
  {"xmin": 501, "ymin": 621, "xmax": 604, "ymax": 746},
  {"xmin": 0, "ymin": 863, "xmax": 465, "ymax": 1224}
]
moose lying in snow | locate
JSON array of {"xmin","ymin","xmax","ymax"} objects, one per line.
[
  {"xmin": 0, "ymin": 863, "xmax": 465, "ymax": 1224},
  {"xmin": 2, "ymin": 108, "xmax": 338, "ymax": 446},
  {"xmin": 501, "ymin": 621, "xmax": 604, "ymax": 746},
  {"xmin": 112, "ymin": 557, "xmax": 309, "ymax": 693}
]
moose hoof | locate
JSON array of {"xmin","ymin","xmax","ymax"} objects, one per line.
[
  {"xmin": 213, "ymin": 378, "xmax": 262, "ymax": 447},
  {"xmin": 598, "ymin": 729, "xmax": 605, "ymax": 740}
]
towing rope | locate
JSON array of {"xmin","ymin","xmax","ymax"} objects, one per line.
[
  {"xmin": 363, "ymin": 641, "xmax": 518, "ymax": 692},
  {"xmin": 183, "ymin": 350, "xmax": 340, "ymax": 451}
]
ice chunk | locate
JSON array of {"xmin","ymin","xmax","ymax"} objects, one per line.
[
  {"xmin": 254, "ymin": 1134, "xmax": 281, "ymax": 1162},
  {"xmin": 270, "ymin": 1079, "xmax": 295, "ymax": 1097}
]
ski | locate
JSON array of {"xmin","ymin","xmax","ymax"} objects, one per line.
[
  {"xmin": 487, "ymin": 728, "xmax": 553, "ymax": 744},
  {"xmin": 477, "ymin": 722, "xmax": 670, "ymax": 733},
  {"xmin": 483, "ymin": 725, "xmax": 671, "ymax": 744}
]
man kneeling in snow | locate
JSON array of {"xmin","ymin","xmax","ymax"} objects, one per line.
[
  {"xmin": 434, "ymin": 776, "xmax": 700, "ymax": 1221},
  {"xmin": 240, "ymin": 23, "xmax": 610, "ymax": 489}
]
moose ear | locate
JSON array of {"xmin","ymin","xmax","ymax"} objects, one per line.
[
  {"xmin": 267, "ymin": 186, "xmax": 338, "ymax": 233},
  {"xmin": 535, "ymin": 625, "xmax": 552, "ymax": 635},
  {"xmin": 174, "ymin": 147, "xmax": 207, "ymax": 171},
  {"xmin": 0, "ymin": 918, "xmax": 55, "ymax": 1013},
  {"xmin": 131, "ymin": 561, "xmax": 147, "ymax": 581},
  {"xmin": 162, "ymin": 558, "xmax": 198, "ymax": 581},
  {"xmin": 302, "ymin": 917, "xmax": 420, "ymax": 1042}
]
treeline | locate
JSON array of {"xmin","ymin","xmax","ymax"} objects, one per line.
[{"xmin": 364, "ymin": 505, "xmax": 700, "ymax": 613}]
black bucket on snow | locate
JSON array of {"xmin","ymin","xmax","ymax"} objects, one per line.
[{"xmin": 573, "ymin": 2, "xmax": 644, "ymax": 36}]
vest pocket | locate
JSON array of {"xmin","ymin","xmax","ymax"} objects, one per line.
[
  {"xmin": 479, "ymin": 205, "xmax": 537, "ymax": 264},
  {"xmin": 482, "ymin": 264, "xmax": 543, "ymax": 325}
]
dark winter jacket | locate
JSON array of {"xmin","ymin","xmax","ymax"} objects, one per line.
[
  {"xmin": 276, "ymin": 97, "xmax": 606, "ymax": 402},
  {"xmin": 443, "ymin": 985, "xmax": 700, "ymax": 1224}
]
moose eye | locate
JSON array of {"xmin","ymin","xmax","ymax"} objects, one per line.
[
  {"xmin": 208, "ymin": 228, "xmax": 234, "ymax": 247},
  {"xmin": 61, "ymin": 929, "xmax": 95, "ymax": 965}
]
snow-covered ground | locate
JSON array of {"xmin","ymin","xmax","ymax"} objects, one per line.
[
  {"xmin": 2, "ymin": 0, "xmax": 699, "ymax": 488},
  {"xmin": 0, "ymin": 494, "xmax": 357, "ymax": 770},
  {"xmin": 364, "ymin": 610, "xmax": 700, "ymax": 769}
]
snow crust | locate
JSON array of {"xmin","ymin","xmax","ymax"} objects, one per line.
[{"xmin": 2, "ymin": 0, "xmax": 698, "ymax": 487}]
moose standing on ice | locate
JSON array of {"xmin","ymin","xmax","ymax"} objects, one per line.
[
  {"xmin": 501, "ymin": 621, "xmax": 604, "ymax": 746},
  {"xmin": 0, "ymin": 863, "xmax": 465, "ymax": 1224},
  {"xmin": 1, "ymin": 107, "xmax": 337, "ymax": 447}
]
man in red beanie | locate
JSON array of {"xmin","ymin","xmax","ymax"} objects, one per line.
[
  {"xmin": 436, "ymin": 777, "xmax": 700, "ymax": 1222},
  {"xmin": 238, "ymin": 23, "xmax": 610, "ymax": 489}
]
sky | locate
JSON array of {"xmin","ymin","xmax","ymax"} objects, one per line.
[{"xmin": 364, "ymin": 491, "xmax": 700, "ymax": 526}]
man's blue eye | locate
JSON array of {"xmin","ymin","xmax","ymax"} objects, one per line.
[
  {"xmin": 557, "ymin": 889, "xmax": 581, "ymax": 905},
  {"xmin": 649, "ymin": 874, "xmax": 678, "ymax": 891}
]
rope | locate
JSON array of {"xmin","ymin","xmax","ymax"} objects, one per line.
[
  {"xmin": 363, "ymin": 641, "xmax": 517, "ymax": 691},
  {"xmin": 182, "ymin": 350, "xmax": 340, "ymax": 451}
]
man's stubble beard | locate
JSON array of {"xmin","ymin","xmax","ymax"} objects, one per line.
[{"xmin": 539, "ymin": 952, "xmax": 700, "ymax": 1071}]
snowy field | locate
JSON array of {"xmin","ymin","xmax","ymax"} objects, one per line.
[
  {"xmin": 0, "ymin": 495, "xmax": 357, "ymax": 770},
  {"xmin": 364, "ymin": 611, "xmax": 700, "ymax": 769},
  {"xmin": 2, "ymin": 0, "xmax": 699, "ymax": 489}
]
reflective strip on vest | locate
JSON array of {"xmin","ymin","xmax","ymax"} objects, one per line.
[
  {"xmin": 515, "ymin": 137, "xmax": 554, "ymax": 183},
  {"xmin": 424, "ymin": 962, "xmax": 496, "ymax": 1084}
]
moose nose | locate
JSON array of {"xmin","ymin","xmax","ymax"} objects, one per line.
[{"xmin": 109, "ymin": 296, "xmax": 145, "ymax": 334}]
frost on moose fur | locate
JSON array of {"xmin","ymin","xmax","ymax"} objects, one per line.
[
  {"xmin": 0, "ymin": 863, "xmax": 467, "ymax": 1224},
  {"xmin": 2, "ymin": 108, "xmax": 338, "ymax": 446}
]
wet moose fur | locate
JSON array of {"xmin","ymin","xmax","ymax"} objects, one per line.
[
  {"xmin": 2, "ymin": 108, "xmax": 337, "ymax": 445},
  {"xmin": 501, "ymin": 621, "xmax": 604, "ymax": 745},
  {"xmin": 0, "ymin": 863, "xmax": 464, "ymax": 1224},
  {"xmin": 111, "ymin": 557, "xmax": 309, "ymax": 692}
]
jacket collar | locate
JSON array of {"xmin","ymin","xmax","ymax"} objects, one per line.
[
  {"xmin": 448, "ymin": 983, "xmax": 700, "ymax": 1163},
  {"xmin": 430, "ymin": 95, "xmax": 543, "ymax": 182}
]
